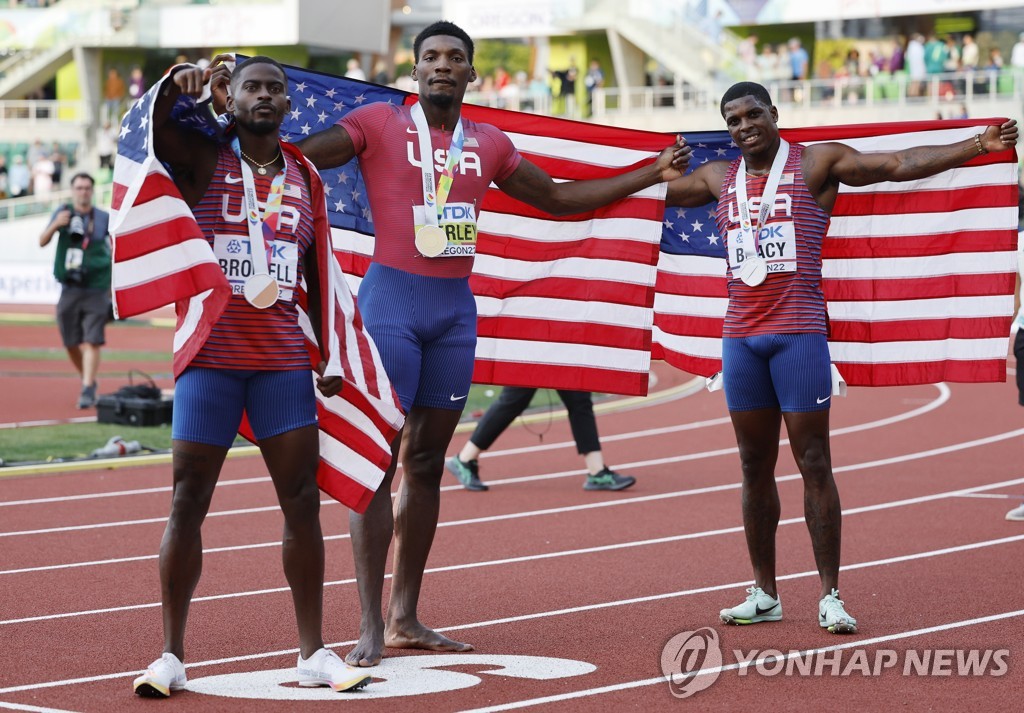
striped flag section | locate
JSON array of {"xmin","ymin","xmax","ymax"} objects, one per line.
[
  {"xmin": 655, "ymin": 120, "xmax": 1019, "ymax": 386},
  {"xmin": 110, "ymin": 71, "xmax": 404, "ymax": 513}
]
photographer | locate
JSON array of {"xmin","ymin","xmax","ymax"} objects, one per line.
[{"xmin": 39, "ymin": 172, "xmax": 112, "ymax": 409}]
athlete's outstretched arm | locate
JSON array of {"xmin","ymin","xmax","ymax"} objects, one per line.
[
  {"xmin": 497, "ymin": 137, "xmax": 692, "ymax": 216},
  {"xmin": 294, "ymin": 125, "xmax": 358, "ymax": 171},
  {"xmin": 812, "ymin": 120, "xmax": 1018, "ymax": 188},
  {"xmin": 665, "ymin": 160, "xmax": 730, "ymax": 208}
]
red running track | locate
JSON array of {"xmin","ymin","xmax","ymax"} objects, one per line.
[{"xmin": 0, "ymin": 357, "xmax": 1022, "ymax": 711}]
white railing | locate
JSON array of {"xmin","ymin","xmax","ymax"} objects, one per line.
[
  {"xmin": 592, "ymin": 69, "xmax": 1024, "ymax": 118},
  {"xmin": 0, "ymin": 100, "xmax": 88, "ymax": 123},
  {"xmin": 0, "ymin": 184, "xmax": 114, "ymax": 224},
  {"xmin": 463, "ymin": 89, "xmax": 555, "ymax": 117}
]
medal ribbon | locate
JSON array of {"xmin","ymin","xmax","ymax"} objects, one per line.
[
  {"xmin": 232, "ymin": 137, "xmax": 287, "ymax": 278},
  {"xmin": 734, "ymin": 138, "xmax": 789, "ymax": 275},
  {"xmin": 410, "ymin": 102, "xmax": 464, "ymax": 228}
]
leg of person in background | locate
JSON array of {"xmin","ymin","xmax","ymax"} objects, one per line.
[
  {"xmin": 78, "ymin": 342, "xmax": 101, "ymax": 407},
  {"xmin": 558, "ymin": 389, "xmax": 636, "ymax": 491},
  {"xmin": 447, "ymin": 386, "xmax": 538, "ymax": 491},
  {"xmin": 1007, "ymin": 329, "xmax": 1024, "ymax": 521}
]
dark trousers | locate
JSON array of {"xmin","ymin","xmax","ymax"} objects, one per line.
[
  {"xmin": 1015, "ymin": 329, "xmax": 1024, "ymax": 407},
  {"xmin": 470, "ymin": 388, "xmax": 601, "ymax": 455}
]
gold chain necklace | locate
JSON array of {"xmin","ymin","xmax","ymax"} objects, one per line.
[{"xmin": 239, "ymin": 148, "xmax": 282, "ymax": 175}]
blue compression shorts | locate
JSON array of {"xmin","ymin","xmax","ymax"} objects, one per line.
[
  {"xmin": 171, "ymin": 367, "xmax": 317, "ymax": 447},
  {"xmin": 721, "ymin": 333, "xmax": 832, "ymax": 413},
  {"xmin": 358, "ymin": 263, "xmax": 477, "ymax": 412}
]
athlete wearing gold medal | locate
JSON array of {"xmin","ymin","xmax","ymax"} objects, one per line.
[{"xmin": 296, "ymin": 20, "xmax": 691, "ymax": 668}]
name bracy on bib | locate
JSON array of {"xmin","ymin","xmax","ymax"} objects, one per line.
[{"xmin": 412, "ymin": 202, "xmax": 478, "ymax": 258}]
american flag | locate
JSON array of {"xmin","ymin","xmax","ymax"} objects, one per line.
[
  {"xmin": 280, "ymin": 61, "xmax": 1017, "ymax": 390},
  {"xmin": 110, "ymin": 72, "xmax": 405, "ymax": 513},
  {"xmin": 277, "ymin": 64, "xmax": 671, "ymax": 396},
  {"xmin": 657, "ymin": 122, "xmax": 1019, "ymax": 385}
]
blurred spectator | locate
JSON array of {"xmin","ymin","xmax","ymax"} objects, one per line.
[
  {"xmin": 738, "ymin": 34, "xmax": 758, "ymax": 71},
  {"xmin": 775, "ymin": 42, "xmax": 791, "ymax": 82},
  {"xmin": 104, "ymin": 67, "xmax": 126, "ymax": 120},
  {"xmin": 943, "ymin": 36, "xmax": 960, "ymax": 72},
  {"xmin": 584, "ymin": 59, "xmax": 604, "ymax": 112},
  {"xmin": 31, "ymin": 152, "xmax": 55, "ymax": 197},
  {"xmin": 344, "ymin": 58, "xmax": 366, "ymax": 81},
  {"xmin": 50, "ymin": 142, "xmax": 65, "ymax": 188},
  {"xmin": 527, "ymin": 73, "xmax": 551, "ymax": 111},
  {"xmin": 1012, "ymin": 32, "xmax": 1024, "ymax": 70},
  {"xmin": 550, "ymin": 60, "xmax": 579, "ymax": 115},
  {"xmin": 987, "ymin": 47, "xmax": 1004, "ymax": 70},
  {"xmin": 844, "ymin": 48, "xmax": 863, "ymax": 77},
  {"xmin": 788, "ymin": 37, "xmax": 808, "ymax": 80},
  {"xmin": 755, "ymin": 44, "xmax": 779, "ymax": 81},
  {"xmin": 128, "ymin": 66, "xmax": 145, "ymax": 105},
  {"xmin": 371, "ymin": 60, "xmax": 390, "ymax": 85},
  {"xmin": 0, "ymin": 155, "xmax": 7, "ymax": 199},
  {"xmin": 97, "ymin": 121, "xmax": 117, "ymax": 170},
  {"xmin": 924, "ymin": 33, "xmax": 948, "ymax": 76},
  {"xmin": 8, "ymin": 155, "xmax": 29, "ymax": 198},
  {"xmin": 889, "ymin": 35, "xmax": 906, "ymax": 73},
  {"xmin": 961, "ymin": 34, "xmax": 979, "ymax": 70},
  {"xmin": 27, "ymin": 139, "xmax": 46, "ymax": 167},
  {"xmin": 907, "ymin": 33, "xmax": 926, "ymax": 96}
]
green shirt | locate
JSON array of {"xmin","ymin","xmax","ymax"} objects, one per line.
[{"xmin": 51, "ymin": 206, "xmax": 112, "ymax": 290}]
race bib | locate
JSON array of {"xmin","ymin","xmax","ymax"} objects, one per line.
[
  {"xmin": 212, "ymin": 234, "xmax": 299, "ymax": 300},
  {"xmin": 728, "ymin": 221, "xmax": 797, "ymax": 277},
  {"xmin": 412, "ymin": 202, "xmax": 478, "ymax": 257},
  {"xmin": 64, "ymin": 247, "xmax": 84, "ymax": 271}
]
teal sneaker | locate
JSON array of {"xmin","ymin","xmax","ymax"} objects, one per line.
[
  {"xmin": 819, "ymin": 589, "xmax": 858, "ymax": 634},
  {"xmin": 445, "ymin": 456, "xmax": 489, "ymax": 491},
  {"xmin": 583, "ymin": 467, "xmax": 636, "ymax": 491},
  {"xmin": 720, "ymin": 586, "xmax": 782, "ymax": 625}
]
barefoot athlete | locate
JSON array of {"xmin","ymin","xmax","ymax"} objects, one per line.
[
  {"xmin": 296, "ymin": 20, "xmax": 691, "ymax": 666},
  {"xmin": 664, "ymin": 81, "xmax": 1017, "ymax": 634}
]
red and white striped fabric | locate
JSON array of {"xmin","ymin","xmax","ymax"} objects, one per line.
[
  {"xmin": 110, "ymin": 74, "xmax": 404, "ymax": 513},
  {"xmin": 654, "ymin": 119, "xmax": 1019, "ymax": 386},
  {"xmin": 332, "ymin": 102, "xmax": 671, "ymax": 396}
]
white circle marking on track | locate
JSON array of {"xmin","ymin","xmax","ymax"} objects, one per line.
[{"xmin": 185, "ymin": 654, "xmax": 597, "ymax": 700}]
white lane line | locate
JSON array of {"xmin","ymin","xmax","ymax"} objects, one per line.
[
  {"xmin": 0, "ymin": 703, "xmax": 81, "ymax": 713},
  {"xmin": 0, "ymin": 383, "xmax": 949, "ymax": 509},
  {"xmin": 3, "ymin": 417, "xmax": 1018, "ymax": 542},
  {"xmin": 1, "ymin": 533, "xmax": 1021, "ymax": 695},
  {"xmin": 5, "ymin": 478, "xmax": 1023, "ymax": 625},
  {"xmin": 460, "ymin": 608, "xmax": 1024, "ymax": 713}
]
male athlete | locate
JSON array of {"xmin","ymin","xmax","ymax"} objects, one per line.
[
  {"xmin": 664, "ymin": 81, "xmax": 1017, "ymax": 633},
  {"xmin": 131, "ymin": 57, "xmax": 371, "ymax": 696},
  {"xmin": 296, "ymin": 21, "xmax": 690, "ymax": 666}
]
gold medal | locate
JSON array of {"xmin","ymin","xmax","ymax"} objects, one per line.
[
  {"xmin": 243, "ymin": 273, "xmax": 279, "ymax": 309},
  {"xmin": 415, "ymin": 225, "xmax": 448, "ymax": 258}
]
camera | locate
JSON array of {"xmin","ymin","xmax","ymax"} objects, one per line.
[
  {"xmin": 63, "ymin": 206, "xmax": 88, "ymax": 286},
  {"xmin": 69, "ymin": 214, "xmax": 86, "ymax": 242}
]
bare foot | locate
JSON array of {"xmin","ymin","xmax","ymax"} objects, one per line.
[
  {"xmin": 345, "ymin": 626, "xmax": 384, "ymax": 667},
  {"xmin": 385, "ymin": 619, "xmax": 474, "ymax": 652}
]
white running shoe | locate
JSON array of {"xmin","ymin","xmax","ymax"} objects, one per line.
[
  {"xmin": 133, "ymin": 653, "xmax": 187, "ymax": 697},
  {"xmin": 819, "ymin": 588, "xmax": 858, "ymax": 634},
  {"xmin": 720, "ymin": 586, "xmax": 782, "ymax": 625},
  {"xmin": 1006, "ymin": 503, "xmax": 1024, "ymax": 521},
  {"xmin": 297, "ymin": 647, "xmax": 372, "ymax": 692}
]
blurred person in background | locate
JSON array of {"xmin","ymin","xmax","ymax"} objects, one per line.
[
  {"xmin": 31, "ymin": 151, "xmax": 54, "ymax": 198},
  {"xmin": 97, "ymin": 121, "xmax": 117, "ymax": 171},
  {"xmin": 7, "ymin": 154, "xmax": 29, "ymax": 198},
  {"xmin": 1011, "ymin": 32, "xmax": 1024, "ymax": 71},
  {"xmin": 0, "ymin": 155, "xmax": 7, "ymax": 198},
  {"xmin": 906, "ymin": 33, "xmax": 926, "ymax": 96},
  {"xmin": 128, "ymin": 66, "xmax": 145, "ymax": 106},
  {"xmin": 345, "ymin": 57, "xmax": 366, "ymax": 81},
  {"xmin": 104, "ymin": 67, "xmax": 126, "ymax": 120},
  {"xmin": 38, "ymin": 173, "xmax": 111, "ymax": 409}
]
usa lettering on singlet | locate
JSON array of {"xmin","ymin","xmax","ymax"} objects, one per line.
[
  {"xmin": 339, "ymin": 102, "xmax": 522, "ymax": 278},
  {"xmin": 713, "ymin": 143, "xmax": 831, "ymax": 337},
  {"xmin": 189, "ymin": 144, "xmax": 315, "ymax": 370}
]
